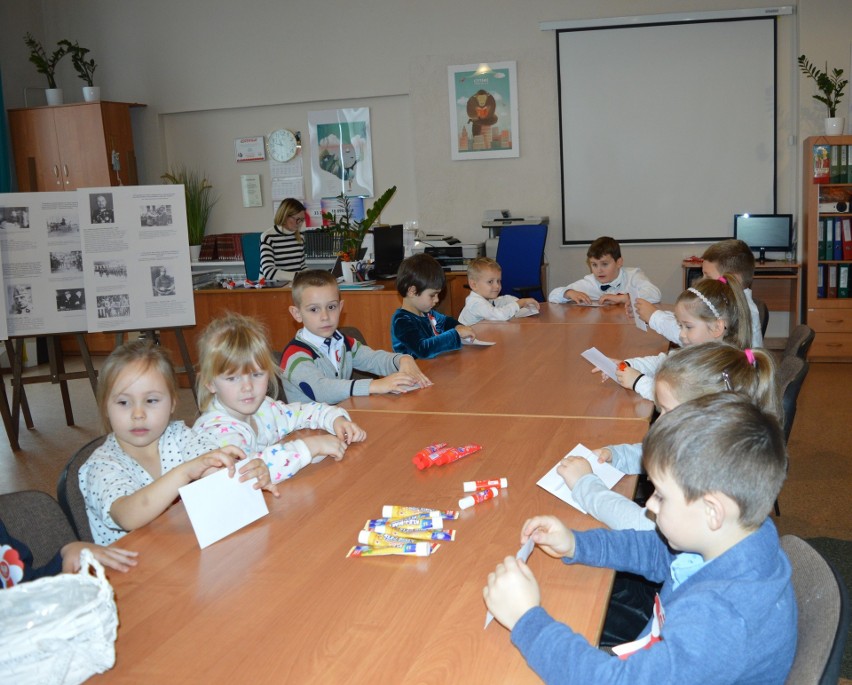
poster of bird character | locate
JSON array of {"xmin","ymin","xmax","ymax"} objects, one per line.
[
  {"xmin": 448, "ymin": 61, "xmax": 519, "ymax": 160},
  {"xmin": 308, "ymin": 108, "xmax": 374, "ymax": 199}
]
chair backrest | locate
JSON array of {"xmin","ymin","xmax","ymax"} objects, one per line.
[
  {"xmin": 241, "ymin": 232, "xmax": 262, "ymax": 281},
  {"xmin": 778, "ymin": 356, "xmax": 809, "ymax": 443},
  {"xmin": 783, "ymin": 324, "xmax": 816, "ymax": 360},
  {"xmin": 781, "ymin": 535, "xmax": 851, "ymax": 685},
  {"xmin": 57, "ymin": 435, "xmax": 107, "ymax": 542},
  {"xmin": 0, "ymin": 490, "xmax": 77, "ymax": 568},
  {"xmin": 754, "ymin": 297, "xmax": 769, "ymax": 337},
  {"xmin": 494, "ymin": 224, "xmax": 548, "ymax": 302}
]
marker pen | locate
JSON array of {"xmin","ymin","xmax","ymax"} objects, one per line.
[
  {"xmin": 458, "ymin": 486, "xmax": 499, "ymax": 510},
  {"xmin": 463, "ymin": 477, "xmax": 507, "ymax": 492}
]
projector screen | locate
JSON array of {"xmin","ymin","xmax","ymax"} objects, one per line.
[{"xmin": 557, "ymin": 18, "xmax": 776, "ymax": 245}]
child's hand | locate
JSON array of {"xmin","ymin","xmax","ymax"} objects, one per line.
[
  {"xmin": 303, "ymin": 434, "xmax": 348, "ymax": 462},
  {"xmin": 556, "ymin": 456, "xmax": 592, "ymax": 489},
  {"xmin": 333, "ymin": 416, "xmax": 367, "ymax": 444},
  {"xmin": 518, "ymin": 298, "xmax": 540, "ymax": 311},
  {"xmin": 398, "ymin": 355, "xmax": 432, "ymax": 387},
  {"xmin": 598, "ymin": 292, "xmax": 628, "ymax": 305},
  {"xmin": 592, "ymin": 447, "xmax": 613, "ymax": 463},
  {"xmin": 591, "ymin": 356, "xmax": 621, "ymax": 382},
  {"xmin": 615, "ymin": 365, "xmax": 642, "ymax": 390},
  {"xmin": 565, "ymin": 289, "xmax": 591, "ymax": 305},
  {"xmin": 371, "ymin": 372, "xmax": 420, "ymax": 395},
  {"xmin": 186, "ymin": 445, "xmax": 246, "ymax": 480},
  {"xmin": 237, "ymin": 457, "xmax": 280, "ymax": 498},
  {"xmin": 633, "ymin": 298, "xmax": 658, "ymax": 324},
  {"xmin": 521, "ymin": 516, "xmax": 575, "ymax": 559},
  {"xmin": 455, "ymin": 324, "xmax": 476, "ymax": 341},
  {"xmin": 483, "ymin": 556, "xmax": 540, "ymax": 631},
  {"xmin": 61, "ymin": 542, "xmax": 138, "ymax": 573}
]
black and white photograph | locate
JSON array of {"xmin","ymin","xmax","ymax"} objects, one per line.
[
  {"xmin": 7, "ymin": 284, "xmax": 33, "ymax": 315},
  {"xmin": 93, "ymin": 259, "xmax": 128, "ymax": 280},
  {"xmin": 46, "ymin": 213, "xmax": 80, "ymax": 236},
  {"xmin": 96, "ymin": 293, "xmax": 130, "ymax": 318},
  {"xmin": 140, "ymin": 204, "xmax": 173, "ymax": 227},
  {"xmin": 49, "ymin": 250, "xmax": 84, "ymax": 274},
  {"xmin": 56, "ymin": 288, "xmax": 86, "ymax": 312},
  {"xmin": 90, "ymin": 193, "xmax": 115, "ymax": 224},
  {"xmin": 0, "ymin": 206, "xmax": 30, "ymax": 229},
  {"xmin": 151, "ymin": 265, "xmax": 176, "ymax": 296}
]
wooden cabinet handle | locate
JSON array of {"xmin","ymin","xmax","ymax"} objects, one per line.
[
  {"xmin": 53, "ymin": 165, "xmax": 60, "ymax": 178},
  {"xmin": 826, "ymin": 342, "xmax": 843, "ymax": 347},
  {"xmin": 825, "ymin": 319, "xmax": 845, "ymax": 324}
]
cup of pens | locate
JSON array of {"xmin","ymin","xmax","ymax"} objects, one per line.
[{"xmin": 342, "ymin": 260, "xmax": 362, "ymax": 283}]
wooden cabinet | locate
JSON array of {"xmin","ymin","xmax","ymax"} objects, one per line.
[
  {"xmin": 803, "ymin": 135, "xmax": 852, "ymax": 361},
  {"xmin": 7, "ymin": 101, "xmax": 141, "ymax": 192}
]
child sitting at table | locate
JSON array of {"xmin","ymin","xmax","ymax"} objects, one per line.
[
  {"xmin": 80, "ymin": 341, "xmax": 274, "ymax": 546},
  {"xmin": 390, "ymin": 253, "xmax": 476, "ymax": 359},
  {"xmin": 281, "ymin": 269, "xmax": 431, "ymax": 403},
  {"xmin": 458, "ymin": 257, "xmax": 540, "ymax": 325},
  {"xmin": 548, "ymin": 236, "xmax": 661, "ymax": 305},
  {"xmin": 613, "ymin": 274, "xmax": 752, "ymax": 400},
  {"xmin": 634, "ymin": 238, "xmax": 763, "ymax": 346},
  {"xmin": 194, "ymin": 313, "xmax": 366, "ymax": 482},
  {"xmin": 483, "ymin": 393, "xmax": 796, "ymax": 683}
]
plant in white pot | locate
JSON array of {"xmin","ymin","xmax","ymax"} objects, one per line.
[
  {"xmin": 23, "ymin": 33, "xmax": 67, "ymax": 106},
  {"xmin": 161, "ymin": 166, "xmax": 219, "ymax": 260},
  {"xmin": 60, "ymin": 40, "xmax": 99, "ymax": 102},
  {"xmin": 798, "ymin": 54, "xmax": 848, "ymax": 135}
]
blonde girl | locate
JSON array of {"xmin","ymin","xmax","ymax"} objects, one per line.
[
  {"xmin": 615, "ymin": 273, "xmax": 753, "ymax": 400},
  {"xmin": 79, "ymin": 341, "xmax": 272, "ymax": 546},
  {"xmin": 193, "ymin": 313, "xmax": 366, "ymax": 484},
  {"xmin": 260, "ymin": 198, "xmax": 307, "ymax": 282}
]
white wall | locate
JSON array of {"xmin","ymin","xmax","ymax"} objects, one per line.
[{"xmin": 3, "ymin": 0, "xmax": 852, "ymax": 334}]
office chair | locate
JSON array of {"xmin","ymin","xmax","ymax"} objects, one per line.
[
  {"xmin": 774, "ymin": 356, "xmax": 809, "ymax": 516},
  {"xmin": 57, "ymin": 435, "xmax": 107, "ymax": 542},
  {"xmin": 494, "ymin": 224, "xmax": 548, "ymax": 302},
  {"xmin": 783, "ymin": 324, "xmax": 815, "ymax": 360},
  {"xmin": 780, "ymin": 535, "xmax": 851, "ymax": 685},
  {"xmin": 754, "ymin": 297, "xmax": 769, "ymax": 338},
  {"xmin": 241, "ymin": 232, "xmax": 263, "ymax": 281},
  {"xmin": 0, "ymin": 490, "xmax": 77, "ymax": 568}
]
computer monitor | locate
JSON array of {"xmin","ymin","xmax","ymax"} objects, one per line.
[
  {"xmin": 733, "ymin": 214, "xmax": 793, "ymax": 262},
  {"xmin": 372, "ymin": 224, "xmax": 404, "ymax": 278}
]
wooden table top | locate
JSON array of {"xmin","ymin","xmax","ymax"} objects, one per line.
[
  {"xmin": 93, "ymin": 412, "xmax": 649, "ymax": 684},
  {"xmin": 343, "ymin": 322, "xmax": 666, "ymax": 419},
  {"xmin": 513, "ymin": 302, "xmax": 640, "ymax": 325}
]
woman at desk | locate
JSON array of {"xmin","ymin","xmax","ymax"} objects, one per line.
[{"xmin": 260, "ymin": 198, "xmax": 307, "ymax": 283}]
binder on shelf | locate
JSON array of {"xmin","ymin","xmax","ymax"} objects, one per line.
[
  {"xmin": 817, "ymin": 264, "xmax": 826, "ymax": 298},
  {"xmin": 848, "ymin": 145, "xmax": 852, "ymax": 183},
  {"xmin": 830, "ymin": 145, "xmax": 842, "ymax": 183},
  {"xmin": 828, "ymin": 264, "xmax": 838, "ymax": 298},
  {"xmin": 813, "ymin": 144, "xmax": 830, "ymax": 183},
  {"xmin": 834, "ymin": 219, "xmax": 844, "ymax": 260},
  {"xmin": 842, "ymin": 218, "xmax": 852, "ymax": 260},
  {"xmin": 818, "ymin": 218, "xmax": 827, "ymax": 259},
  {"xmin": 841, "ymin": 145, "xmax": 849, "ymax": 183},
  {"xmin": 839, "ymin": 263, "xmax": 850, "ymax": 299}
]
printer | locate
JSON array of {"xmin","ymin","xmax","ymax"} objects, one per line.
[{"xmin": 412, "ymin": 235, "xmax": 484, "ymax": 270}]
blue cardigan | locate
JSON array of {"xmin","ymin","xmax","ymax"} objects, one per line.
[
  {"xmin": 1, "ymin": 519, "xmax": 63, "ymax": 587},
  {"xmin": 511, "ymin": 519, "xmax": 796, "ymax": 684},
  {"xmin": 390, "ymin": 308, "xmax": 462, "ymax": 359}
]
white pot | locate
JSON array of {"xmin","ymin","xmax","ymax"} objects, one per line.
[
  {"xmin": 82, "ymin": 86, "xmax": 101, "ymax": 102},
  {"xmin": 341, "ymin": 260, "xmax": 360, "ymax": 283},
  {"xmin": 825, "ymin": 117, "xmax": 845, "ymax": 135},
  {"xmin": 45, "ymin": 88, "xmax": 63, "ymax": 106},
  {"xmin": 189, "ymin": 245, "xmax": 202, "ymax": 262}
]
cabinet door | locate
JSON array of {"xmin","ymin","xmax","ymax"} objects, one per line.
[
  {"xmin": 8, "ymin": 108, "xmax": 63, "ymax": 192},
  {"xmin": 53, "ymin": 105, "xmax": 112, "ymax": 190}
]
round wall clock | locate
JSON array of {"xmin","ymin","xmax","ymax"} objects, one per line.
[{"xmin": 267, "ymin": 129, "xmax": 299, "ymax": 162}]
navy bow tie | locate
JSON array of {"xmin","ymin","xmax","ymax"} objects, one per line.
[
  {"xmin": 323, "ymin": 338, "xmax": 332, "ymax": 352},
  {"xmin": 600, "ymin": 284, "xmax": 612, "ymax": 291}
]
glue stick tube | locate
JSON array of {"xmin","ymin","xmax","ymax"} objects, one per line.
[
  {"xmin": 462, "ymin": 478, "xmax": 508, "ymax": 493},
  {"xmin": 458, "ymin": 486, "xmax": 499, "ymax": 510},
  {"xmin": 347, "ymin": 543, "xmax": 432, "ymax": 558},
  {"xmin": 358, "ymin": 530, "xmax": 441, "ymax": 550},
  {"xmin": 414, "ymin": 444, "xmax": 482, "ymax": 470},
  {"xmin": 379, "ymin": 525, "xmax": 456, "ymax": 542},
  {"xmin": 411, "ymin": 443, "xmax": 448, "ymax": 470},
  {"xmin": 364, "ymin": 513, "xmax": 443, "ymax": 531},
  {"xmin": 382, "ymin": 505, "xmax": 460, "ymax": 520}
]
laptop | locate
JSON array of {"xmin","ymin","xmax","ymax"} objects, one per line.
[{"xmin": 372, "ymin": 224, "xmax": 404, "ymax": 279}]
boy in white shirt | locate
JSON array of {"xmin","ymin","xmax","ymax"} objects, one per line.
[
  {"xmin": 458, "ymin": 257, "xmax": 540, "ymax": 325},
  {"xmin": 548, "ymin": 236, "xmax": 661, "ymax": 305}
]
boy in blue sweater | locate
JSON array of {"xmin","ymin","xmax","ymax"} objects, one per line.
[
  {"xmin": 390, "ymin": 253, "xmax": 475, "ymax": 359},
  {"xmin": 484, "ymin": 393, "xmax": 796, "ymax": 684}
]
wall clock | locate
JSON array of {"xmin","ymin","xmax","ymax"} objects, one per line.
[{"xmin": 267, "ymin": 129, "xmax": 299, "ymax": 162}]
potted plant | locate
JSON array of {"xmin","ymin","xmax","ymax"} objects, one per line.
[
  {"xmin": 23, "ymin": 33, "xmax": 67, "ymax": 106},
  {"xmin": 321, "ymin": 186, "xmax": 397, "ymax": 262},
  {"xmin": 161, "ymin": 166, "xmax": 219, "ymax": 259},
  {"xmin": 798, "ymin": 54, "xmax": 849, "ymax": 135},
  {"xmin": 59, "ymin": 40, "xmax": 99, "ymax": 102}
]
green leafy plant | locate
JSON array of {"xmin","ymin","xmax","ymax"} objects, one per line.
[
  {"xmin": 161, "ymin": 167, "xmax": 219, "ymax": 245},
  {"xmin": 321, "ymin": 186, "xmax": 397, "ymax": 260},
  {"xmin": 59, "ymin": 40, "xmax": 97, "ymax": 86},
  {"xmin": 798, "ymin": 55, "xmax": 848, "ymax": 118},
  {"xmin": 23, "ymin": 33, "xmax": 67, "ymax": 89}
]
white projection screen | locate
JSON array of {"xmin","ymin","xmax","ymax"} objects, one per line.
[{"xmin": 557, "ymin": 18, "xmax": 776, "ymax": 244}]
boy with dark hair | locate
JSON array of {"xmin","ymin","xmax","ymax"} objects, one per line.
[
  {"xmin": 391, "ymin": 253, "xmax": 475, "ymax": 358},
  {"xmin": 281, "ymin": 270, "xmax": 430, "ymax": 403},
  {"xmin": 548, "ymin": 236, "xmax": 661, "ymax": 305},
  {"xmin": 484, "ymin": 393, "xmax": 796, "ymax": 684}
]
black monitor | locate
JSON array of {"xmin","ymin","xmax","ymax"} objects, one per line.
[
  {"xmin": 733, "ymin": 214, "xmax": 793, "ymax": 262},
  {"xmin": 372, "ymin": 225, "xmax": 404, "ymax": 279}
]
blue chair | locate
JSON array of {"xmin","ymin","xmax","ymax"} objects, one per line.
[
  {"xmin": 241, "ymin": 232, "xmax": 262, "ymax": 281},
  {"xmin": 494, "ymin": 224, "xmax": 548, "ymax": 301}
]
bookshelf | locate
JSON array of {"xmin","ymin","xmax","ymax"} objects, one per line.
[{"xmin": 803, "ymin": 135, "xmax": 852, "ymax": 361}]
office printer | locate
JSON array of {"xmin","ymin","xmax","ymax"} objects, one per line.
[
  {"xmin": 482, "ymin": 212, "xmax": 549, "ymax": 258},
  {"xmin": 412, "ymin": 235, "xmax": 484, "ymax": 268}
]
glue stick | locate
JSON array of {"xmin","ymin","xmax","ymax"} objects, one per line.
[
  {"xmin": 458, "ymin": 486, "xmax": 499, "ymax": 510},
  {"xmin": 462, "ymin": 478, "xmax": 507, "ymax": 492}
]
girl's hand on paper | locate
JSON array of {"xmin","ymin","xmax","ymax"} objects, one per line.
[
  {"xmin": 483, "ymin": 556, "xmax": 540, "ymax": 631},
  {"xmin": 616, "ymin": 365, "xmax": 642, "ymax": 390},
  {"xmin": 237, "ymin": 457, "xmax": 279, "ymax": 498},
  {"xmin": 633, "ymin": 298, "xmax": 657, "ymax": 324}
]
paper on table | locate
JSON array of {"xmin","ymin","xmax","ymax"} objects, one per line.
[
  {"xmin": 628, "ymin": 288, "xmax": 648, "ymax": 332},
  {"xmin": 536, "ymin": 443, "xmax": 624, "ymax": 514},
  {"xmin": 515, "ymin": 306, "xmax": 540, "ymax": 318},
  {"xmin": 485, "ymin": 537, "xmax": 535, "ymax": 628},
  {"xmin": 580, "ymin": 346, "xmax": 618, "ymax": 381},
  {"xmin": 463, "ymin": 338, "xmax": 496, "ymax": 346},
  {"xmin": 572, "ymin": 301, "xmax": 608, "ymax": 307},
  {"xmin": 178, "ymin": 467, "xmax": 269, "ymax": 549}
]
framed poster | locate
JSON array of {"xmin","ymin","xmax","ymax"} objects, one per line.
[
  {"xmin": 308, "ymin": 108, "xmax": 374, "ymax": 199},
  {"xmin": 448, "ymin": 61, "xmax": 519, "ymax": 160}
]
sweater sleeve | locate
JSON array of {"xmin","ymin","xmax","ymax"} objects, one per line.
[
  {"xmin": 282, "ymin": 344, "xmax": 358, "ymax": 405},
  {"xmin": 630, "ymin": 268, "xmax": 662, "ymax": 303},
  {"xmin": 391, "ymin": 309, "xmax": 462, "ymax": 359},
  {"xmin": 460, "ymin": 293, "xmax": 519, "ymax": 324},
  {"xmin": 571, "ymin": 474, "xmax": 656, "ymax": 531},
  {"xmin": 608, "ymin": 442, "xmax": 644, "ymax": 474},
  {"xmin": 548, "ymin": 278, "xmax": 588, "ymax": 303},
  {"xmin": 648, "ymin": 310, "xmax": 681, "ymax": 345}
]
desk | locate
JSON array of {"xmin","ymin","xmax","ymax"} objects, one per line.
[
  {"xmin": 513, "ymin": 302, "xmax": 639, "ymax": 325},
  {"xmin": 93, "ymin": 412, "xmax": 647, "ymax": 684}
]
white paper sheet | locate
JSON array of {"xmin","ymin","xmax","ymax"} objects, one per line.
[
  {"xmin": 485, "ymin": 537, "xmax": 535, "ymax": 628},
  {"xmin": 178, "ymin": 467, "xmax": 269, "ymax": 549},
  {"xmin": 580, "ymin": 346, "xmax": 618, "ymax": 381},
  {"xmin": 462, "ymin": 338, "xmax": 495, "ymax": 346},
  {"xmin": 515, "ymin": 306, "xmax": 540, "ymax": 318},
  {"xmin": 628, "ymin": 287, "xmax": 648, "ymax": 332},
  {"xmin": 536, "ymin": 443, "xmax": 625, "ymax": 514}
]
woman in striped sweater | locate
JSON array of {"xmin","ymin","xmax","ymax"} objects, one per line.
[{"xmin": 260, "ymin": 198, "xmax": 307, "ymax": 282}]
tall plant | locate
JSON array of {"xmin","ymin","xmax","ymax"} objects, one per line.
[
  {"xmin": 161, "ymin": 167, "xmax": 219, "ymax": 245},
  {"xmin": 321, "ymin": 186, "xmax": 397, "ymax": 260},
  {"xmin": 59, "ymin": 40, "xmax": 97, "ymax": 86},
  {"xmin": 798, "ymin": 55, "xmax": 848, "ymax": 118},
  {"xmin": 23, "ymin": 33, "xmax": 66, "ymax": 88}
]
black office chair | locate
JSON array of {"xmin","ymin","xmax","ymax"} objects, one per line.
[
  {"xmin": 781, "ymin": 535, "xmax": 851, "ymax": 685},
  {"xmin": 754, "ymin": 297, "xmax": 769, "ymax": 339},
  {"xmin": 57, "ymin": 435, "xmax": 107, "ymax": 542},
  {"xmin": 494, "ymin": 224, "xmax": 548, "ymax": 302},
  {"xmin": 0, "ymin": 490, "xmax": 77, "ymax": 568},
  {"xmin": 783, "ymin": 324, "xmax": 815, "ymax": 360},
  {"xmin": 774, "ymin": 356, "xmax": 809, "ymax": 516}
]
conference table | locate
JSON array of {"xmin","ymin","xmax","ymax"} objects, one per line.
[{"xmin": 92, "ymin": 304, "xmax": 668, "ymax": 683}]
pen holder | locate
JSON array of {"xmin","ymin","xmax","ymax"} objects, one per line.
[{"xmin": 341, "ymin": 260, "xmax": 362, "ymax": 283}]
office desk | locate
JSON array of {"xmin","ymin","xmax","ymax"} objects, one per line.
[
  {"xmin": 93, "ymin": 412, "xmax": 647, "ymax": 684},
  {"xmin": 507, "ymin": 302, "xmax": 639, "ymax": 325},
  {"xmin": 343, "ymin": 323, "xmax": 666, "ymax": 419}
]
